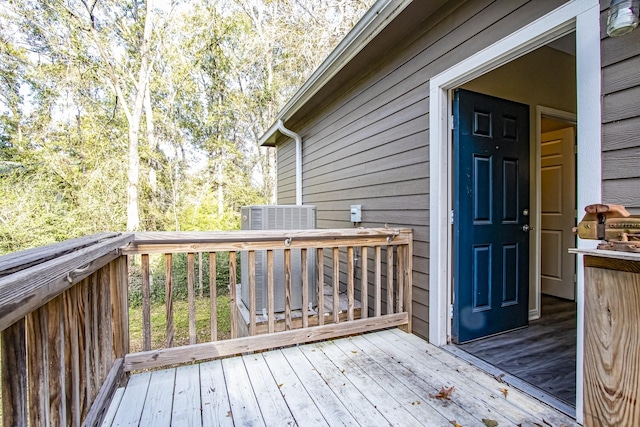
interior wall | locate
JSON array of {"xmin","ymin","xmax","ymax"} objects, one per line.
[{"xmin": 460, "ymin": 44, "xmax": 577, "ymax": 312}]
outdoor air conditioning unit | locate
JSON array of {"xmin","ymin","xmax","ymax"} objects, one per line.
[{"xmin": 240, "ymin": 205, "xmax": 317, "ymax": 313}]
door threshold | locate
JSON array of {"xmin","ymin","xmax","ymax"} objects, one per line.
[{"xmin": 443, "ymin": 344, "xmax": 576, "ymax": 419}]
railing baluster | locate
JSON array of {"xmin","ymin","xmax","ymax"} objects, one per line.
[
  {"xmin": 99, "ymin": 266, "xmax": 113, "ymax": 387},
  {"xmin": 2, "ymin": 318, "xmax": 27, "ymax": 427},
  {"xmin": 284, "ymin": 248, "xmax": 292, "ymax": 331},
  {"xmin": 267, "ymin": 250, "xmax": 275, "ymax": 334},
  {"xmin": 90, "ymin": 275, "xmax": 100, "ymax": 395},
  {"xmin": 229, "ymin": 252, "xmax": 237, "ymax": 339},
  {"xmin": 361, "ymin": 247, "xmax": 368, "ymax": 319},
  {"xmin": 187, "ymin": 252, "xmax": 196, "ymax": 345},
  {"xmin": 301, "ymin": 248, "xmax": 309, "ymax": 328},
  {"xmin": 198, "ymin": 252, "xmax": 204, "ymax": 298},
  {"xmin": 375, "ymin": 246, "xmax": 381, "ymax": 317},
  {"xmin": 118, "ymin": 255, "xmax": 130, "ymax": 355},
  {"xmin": 64, "ymin": 286, "xmax": 81, "ymax": 426},
  {"xmin": 405, "ymin": 240, "xmax": 413, "ymax": 333},
  {"xmin": 27, "ymin": 307, "xmax": 49, "ymax": 426},
  {"xmin": 77, "ymin": 278, "xmax": 89, "ymax": 418},
  {"xmin": 387, "ymin": 246, "xmax": 394, "ymax": 315},
  {"xmin": 333, "ymin": 247, "xmax": 339, "ymax": 324},
  {"xmin": 141, "ymin": 254, "xmax": 151, "ymax": 351},
  {"xmin": 82, "ymin": 278, "xmax": 94, "ymax": 408},
  {"xmin": 110, "ymin": 259, "xmax": 126, "ymax": 358},
  {"xmin": 166, "ymin": 253, "xmax": 175, "ymax": 348},
  {"xmin": 249, "ymin": 250, "xmax": 256, "ymax": 336},
  {"xmin": 317, "ymin": 248, "xmax": 324, "ymax": 326},
  {"xmin": 397, "ymin": 245, "xmax": 404, "ymax": 313},
  {"xmin": 347, "ymin": 247, "xmax": 354, "ymax": 322},
  {"xmin": 48, "ymin": 295, "xmax": 66, "ymax": 425},
  {"xmin": 209, "ymin": 252, "xmax": 217, "ymax": 341}
]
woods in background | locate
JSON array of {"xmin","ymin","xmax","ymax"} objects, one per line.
[{"xmin": 0, "ymin": 0, "xmax": 374, "ymax": 253}]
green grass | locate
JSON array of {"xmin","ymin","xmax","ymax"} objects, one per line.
[{"xmin": 128, "ymin": 296, "xmax": 232, "ymax": 352}]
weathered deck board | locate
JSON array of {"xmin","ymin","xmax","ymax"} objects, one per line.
[
  {"xmin": 139, "ymin": 369, "xmax": 175, "ymax": 426},
  {"xmin": 172, "ymin": 364, "xmax": 202, "ymax": 426},
  {"xmin": 199, "ymin": 360, "xmax": 233, "ymax": 427},
  {"xmin": 104, "ymin": 329, "xmax": 578, "ymax": 426},
  {"xmin": 109, "ymin": 372, "xmax": 150, "ymax": 426}
]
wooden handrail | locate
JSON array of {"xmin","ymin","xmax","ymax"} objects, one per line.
[
  {"xmin": 124, "ymin": 228, "xmax": 414, "ymax": 371},
  {"xmin": 0, "ymin": 234, "xmax": 133, "ymax": 427},
  {"xmin": 0, "ymin": 233, "xmax": 134, "ymax": 332},
  {"xmin": 0, "ymin": 228, "xmax": 414, "ymax": 426}
]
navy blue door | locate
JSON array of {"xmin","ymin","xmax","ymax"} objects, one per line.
[{"xmin": 453, "ymin": 89, "xmax": 530, "ymax": 344}]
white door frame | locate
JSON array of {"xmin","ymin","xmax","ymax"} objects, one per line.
[
  {"xmin": 532, "ymin": 105, "xmax": 578, "ymax": 320},
  {"xmin": 428, "ymin": 1, "xmax": 601, "ymax": 423}
]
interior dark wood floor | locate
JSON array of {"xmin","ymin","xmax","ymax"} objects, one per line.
[{"xmin": 457, "ymin": 294, "xmax": 577, "ymax": 406}]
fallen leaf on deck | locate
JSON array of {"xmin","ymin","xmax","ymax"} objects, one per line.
[
  {"xmin": 351, "ymin": 350, "xmax": 357, "ymax": 354},
  {"xmin": 430, "ymin": 385, "xmax": 455, "ymax": 400},
  {"xmin": 494, "ymin": 373, "xmax": 505, "ymax": 383},
  {"xmin": 500, "ymin": 388, "xmax": 508, "ymax": 398},
  {"xmin": 226, "ymin": 411, "xmax": 232, "ymax": 418},
  {"xmin": 449, "ymin": 421, "xmax": 462, "ymax": 427},
  {"xmin": 278, "ymin": 383, "xmax": 284, "ymax": 388},
  {"xmin": 482, "ymin": 419, "xmax": 498, "ymax": 427}
]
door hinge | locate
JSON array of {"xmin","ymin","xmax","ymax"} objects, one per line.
[
  {"xmin": 450, "ymin": 210, "xmax": 454, "ymax": 225},
  {"xmin": 449, "ymin": 114, "xmax": 455, "ymax": 131},
  {"xmin": 575, "ymin": 144, "xmax": 578, "ymax": 154},
  {"xmin": 574, "ymin": 273, "xmax": 578, "ymax": 284},
  {"xmin": 449, "ymin": 304, "xmax": 454, "ymax": 319}
]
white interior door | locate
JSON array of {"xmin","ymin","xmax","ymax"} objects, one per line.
[{"xmin": 540, "ymin": 127, "xmax": 576, "ymax": 300}]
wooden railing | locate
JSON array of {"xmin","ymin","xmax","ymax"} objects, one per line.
[
  {"xmin": 0, "ymin": 233, "xmax": 134, "ymax": 427},
  {"xmin": 0, "ymin": 227, "xmax": 412, "ymax": 426},
  {"xmin": 121, "ymin": 228, "xmax": 413, "ymax": 371}
]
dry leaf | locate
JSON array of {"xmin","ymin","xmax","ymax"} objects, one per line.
[
  {"xmin": 226, "ymin": 411, "xmax": 232, "ymax": 418},
  {"xmin": 430, "ymin": 385, "xmax": 456, "ymax": 400},
  {"xmin": 501, "ymin": 388, "xmax": 508, "ymax": 398},
  {"xmin": 449, "ymin": 421, "xmax": 462, "ymax": 427},
  {"xmin": 482, "ymin": 419, "xmax": 498, "ymax": 427},
  {"xmin": 351, "ymin": 350, "xmax": 357, "ymax": 354},
  {"xmin": 494, "ymin": 373, "xmax": 505, "ymax": 383},
  {"xmin": 278, "ymin": 383, "xmax": 284, "ymax": 388}
]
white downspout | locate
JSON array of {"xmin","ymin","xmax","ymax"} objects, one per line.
[{"xmin": 277, "ymin": 119, "xmax": 302, "ymax": 205}]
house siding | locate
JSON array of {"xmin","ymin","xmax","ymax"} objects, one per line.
[
  {"xmin": 275, "ymin": 0, "xmax": 569, "ymax": 339},
  {"xmin": 600, "ymin": 1, "xmax": 640, "ymax": 214},
  {"xmin": 276, "ymin": 139, "xmax": 297, "ymax": 205}
]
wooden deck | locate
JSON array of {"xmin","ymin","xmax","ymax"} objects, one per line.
[{"xmin": 102, "ymin": 329, "xmax": 577, "ymax": 426}]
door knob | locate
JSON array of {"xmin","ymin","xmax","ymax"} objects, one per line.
[{"xmin": 522, "ymin": 224, "xmax": 533, "ymax": 232}]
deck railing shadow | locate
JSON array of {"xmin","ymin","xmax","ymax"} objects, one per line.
[{"xmin": 0, "ymin": 228, "xmax": 412, "ymax": 426}]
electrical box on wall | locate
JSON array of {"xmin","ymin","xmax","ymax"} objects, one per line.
[{"xmin": 350, "ymin": 205, "xmax": 362, "ymax": 223}]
